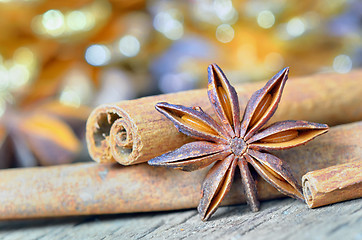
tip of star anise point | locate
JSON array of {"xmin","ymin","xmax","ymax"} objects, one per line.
[
  {"xmin": 200, "ymin": 216, "xmax": 208, "ymax": 222},
  {"xmin": 321, "ymin": 123, "xmax": 329, "ymax": 129},
  {"xmin": 317, "ymin": 124, "xmax": 329, "ymax": 135},
  {"xmin": 148, "ymin": 155, "xmax": 179, "ymax": 169},
  {"xmin": 155, "ymin": 102, "xmax": 171, "ymax": 117},
  {"xmin": 198, "ymin": 209, "xmax": 211, "ymax": 222},
  {"xmin": 155, "ymin": 102, "xmax": 179, "ymax": 117},
  {"xmin": 147, "ymin": 156, "xmax": 161, "ymax": 166},
  {"xmin": 155, "ymin": 102, "xmax": 168, "ymax": 109},
  {"xmin": 207, "ymin": 63, "xmax": 224, "ymax": 81},
  {"xmin": 271, "ymin": 67, "xmax": 289, "ymax": 83},
  {"xmin": 209, "ymin": 63, "xmax": 219, "ymax": 69},
  {"xmin": 277, "ymin": 67, "xmax": 289, "ymax": 80},
  {"xmin": 281, "ymin": 66, "xmax": 289, "ymax": 73}
]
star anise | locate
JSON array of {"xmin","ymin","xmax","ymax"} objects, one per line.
[
  {"xmin": 0, "ymin": 101, "xmax": 89, "ymax": 168},
  {"xmin": 148, "ymin": 64, "xmax": 328, "ymax": 221}
]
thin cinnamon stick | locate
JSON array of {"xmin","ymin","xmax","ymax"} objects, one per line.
[
  {"xmin": 302, "ymin": 161, "xmax": 362, "ymax": 208},
  {"xmin": 0, "ymin": 121, "xmax": 361, "ymax": 220},
  {"xmin": 86, "ymin": 70, "xmax": 362, "ymax": 165}
]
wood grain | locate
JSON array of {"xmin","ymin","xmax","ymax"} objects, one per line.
[{"xmin": 0, "ymin": 198, "xmax": 360, "ymax": 240}]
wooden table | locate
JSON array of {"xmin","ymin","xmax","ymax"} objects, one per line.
[{"xmin": 0, "ymin": 198, "xmax": 361, "ymax": 239}]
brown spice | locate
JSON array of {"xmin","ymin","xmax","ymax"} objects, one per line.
[
  {"xmin": 0, "ymin": 122, "xmax": 360, "ymax": 220},
  {"xmin": 0, "ymin": 100, "xmax": 89, "ymax": 168},
  {"xmin": 302, "ymin": 161, "xmax": 362, "ymax": 208},
  {"xmin": 86, "ymin": 69, "xmax": 362, "ymax": 166},
  {"xmin": 148, "ymin": 64, "xmax": 328, "ymax": 221}
]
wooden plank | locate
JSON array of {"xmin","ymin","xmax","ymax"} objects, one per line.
[{"xmin": 0, "ymin": 198, "xmax": 361, "ymax": 239}]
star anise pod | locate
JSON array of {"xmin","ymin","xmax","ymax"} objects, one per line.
[
  {"xmin": 148, "ymin": 64, "xmax": 328, "ymax": 221},
  {"xmin": 0, "ymin": 101, "xmax": 89, "ymax": 168}
]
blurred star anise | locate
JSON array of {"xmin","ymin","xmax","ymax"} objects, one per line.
[
  {"xmin": 148, "ymin": 64, "xmax": 328, "ymax": 221},
  {"xmin": 0, "ymin": 101, "xmax": 89, "ymax": 168}
]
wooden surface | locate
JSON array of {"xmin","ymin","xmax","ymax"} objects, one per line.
[{"xmin": 0, "ymin": 198, "xmax": 360, "ymax": 240}]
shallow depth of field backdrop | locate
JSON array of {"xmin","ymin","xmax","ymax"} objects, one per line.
[{"xmin": 0, "ymin": 0, "xmax": 361, "ymax": 169}]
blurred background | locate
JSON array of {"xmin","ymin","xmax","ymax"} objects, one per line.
[{"xmin": 0, "ymin": 0, "xmax": 361, "ymax": 168}]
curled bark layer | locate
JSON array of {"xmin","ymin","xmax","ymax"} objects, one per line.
[{"xmin": 302, "ymin": 161, "xmax": 362, "ymax": 208}]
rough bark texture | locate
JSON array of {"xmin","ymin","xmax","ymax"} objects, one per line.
[
  {"xmin": 302, "ymin": 161, "xmax": 362, "ymax": 208},
  {"xmin": 0, "ymin": 198, "xmax": 360, "ymax": 240},
  {"xmin": 0, "ymin": 122, "xmax": 361, "ymax": 220},
  {"xmin": 86, "ymin": 70, "xmax": 362, "ymax": 165}
]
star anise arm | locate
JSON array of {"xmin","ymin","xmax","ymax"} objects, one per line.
[
  {"xmin": 237, "ymin": 157, "xmax": 260, "ymax": 212},
  {"xmin": 9, "ymin": 129, "xmax": 38, "ymax": 167},
  {"xmin": 148, "ymin": 141, "xmax": 231, "ymax": 171},
  {"xmin": 247, "ymin": 120, "xmax": 329, "ymax": 150},
  {"xmin": 207, "ymin": 64, "xmax": 241, "ymax": 137},
  {"xmin": 19, "ymin": 114, "xmax": 81, "ymax": 166},
  {"xmin": 246, "ymin": 150, "xmax": 303, "ymax": 200},
  {"xmin": 198, "ymin": 155, "xmax": 236, "ymax": 221},
  {"xmin": 156, "ymin": 102, "xmax": 228, "ymax": 143},
  {"xmin": 240, "ymin": 67, "xmax": 289, "ymax": 140}
]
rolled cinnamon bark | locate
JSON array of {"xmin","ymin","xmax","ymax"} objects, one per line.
[
  {"xmin": 86, "ymin": 70, "xmax": 362, "ymax": 165},
  {"xmin": 302, "ymin": 161, "xmax": 362, "ymax": 208},
  {"xmin": 1, "ymin": 122, "xmax": 361, "ymax": 219}
]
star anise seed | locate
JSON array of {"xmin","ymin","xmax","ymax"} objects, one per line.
[{"xmin": 148, "ymin": 64, "xmax": 329, "ymax": 221}]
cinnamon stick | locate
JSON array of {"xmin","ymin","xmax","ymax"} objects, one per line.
[
  {"xmin": 1, "ymin": 121, "xmax": 361, "ymax": 220},
  {"xmin": 86, "ymin": 70, "xmax": 362, "ymax": 165},
  {"xmin": 302, "ymin": 161, "xmax": 362, "ymax": 208}
]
